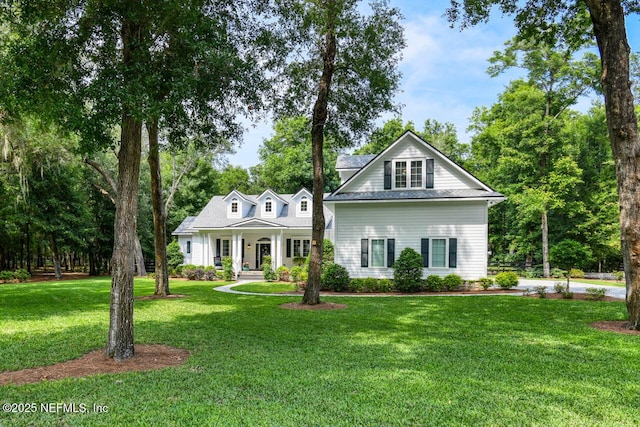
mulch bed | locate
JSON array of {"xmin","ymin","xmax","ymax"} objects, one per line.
[
  {"xmin": 591, "ymin": 321, "xmax": 640, "ymax": 335},
  {"xmin": 0, "ymin": 345, "xmax": 189, "ymax": 386},
  {"xmin": 525, "ymin": 292, "xmax": 623, "ymax": 302}
]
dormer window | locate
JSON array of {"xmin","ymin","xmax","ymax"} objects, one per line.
[
  {"xmin": 265, "ymin": 197, "xmax": 272, "ymax": 213},
  {"xmin": 231, "ymin": 198, "xmax": 238, "ymax": 213},
  {"xmin": 301, "ymin": 196, "xmax": 308, "ymax": 212}
]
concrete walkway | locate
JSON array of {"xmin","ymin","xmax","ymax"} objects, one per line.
[{"xmin": 214, "ymin": 278, "xmax": 626, "ymax": 299}]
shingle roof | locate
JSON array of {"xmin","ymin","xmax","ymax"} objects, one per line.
[
  {"xmin": 185, "ymin": 194, "xmax": 333, "ymax": 230},
  {"xmin": 173, "ymin": 216, "xmax": 197, "ymax": 235},
  {"xmin": 335, "ymin": 154, "xmax": 376, "ymax": 170},
  {"xmin": 324, "ymin": 189, "xmax": 505, "ymax": 202}
]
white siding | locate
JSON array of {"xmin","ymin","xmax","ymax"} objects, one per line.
[
  {"xmin": 334, "ymin": 201, "xmax": 489, "ymax": 280},
  {"xmin": 342, "ymin": 136, "xmax": 479, "ymax": 193},
  {"xmin": 177, "ymin": 236, "xmax": 192, "ymax": 265}
]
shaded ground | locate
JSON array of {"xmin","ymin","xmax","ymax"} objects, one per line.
[
  {"xmin": 0, "ymin": 345, "xmax": 189, "ymax": 386},
  {"xmin": 280, "ymin": 302, "xmax": 348, "ymax": 310}
]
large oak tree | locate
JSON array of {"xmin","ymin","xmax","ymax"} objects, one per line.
[{"xmin": 447, "ymin": 0, "xmax": 640, "ymax": 328}]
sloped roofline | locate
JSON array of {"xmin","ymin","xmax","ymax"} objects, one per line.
[
  {"xmin": 292, "ymin": 187, "xmax": 312, "ymax": 199},
  {"xmin": 257, "ymin": 188, "xmax": 288, "ymax": 204},
  {"xmin": 222, "ymin": 189, "xmax": 255, "ymax": 204},
  {"xmin": 328, "ymin": 130, "xmax": 496, "ymax": 197}
]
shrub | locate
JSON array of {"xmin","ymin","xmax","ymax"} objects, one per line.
[
  {"xmin": 393, "ymin": 248, "xmax": 424, "ymax": 292},
  {"xmin": 550, "ymin": 268, "xmax": 566, "ymax": 279},
  {"xmin": 321, "ymin": 263, "xmax": 350, "ymax": 291},
  {"xmin": 554, "ymin": 282, "xmax": 566, "ymax": 294},
  {"xmin": 615, "ymin": 271, "xmax": 624, "ymax": 281},
  {"xmin": 322, "ymin": 239, "xmax": 334, "ymax": 268},
  {"xmin": 442, "ymin": 274, "xmax": 463, "ymax": 291},
  {"xmin": 174, "ymin": 265, "xmax": 185, "ymax": 277},
  {"xmin": 183, "ymin": 264, "xmax": 198, "ymax": 280},
  {"xmin": 193, "ymin": 268, "xmax": 205, "ymax": 281},
  {"xmin": 276, "ymin": 266, "xmax": 290, "ymax": 282},
  {"xmin": 349, "ymin": 278, "xmax": 365, "ymax": 293},
  {"xmin": 166, "ymin": 240, "xmax": 185, "ymax": 270},
  {"xmin": 293, "ymin": 256, "xmax": 307, "ymax": 266},
  {"xmin": 525, "ymin": 268, "xmax": 543, "ymax": 278},
  {"xmin": 376, "ymin": 279, "xmax": 393, "ymax": 293},
  {"xmin": 478, "ymin": 277, "xmax": 493, "ymax": 290},
  {"xmin": 14, "ymin": 268, "xmax": 30, "ymax": 282},
  {"xmin": 585, "ymin": 287, "xmax": 607, "ymax": 301},
  {"xmin": 561, "ymin": 290, "xmax": 574, "ymax": 299},
  {"xmin": 534, "ymin": 285, "xmax": 547, "ymax": 298},
  {"xmin": 495, "ymin": 272, "xmax": 518, "ymax": 289},
  {"xmin": 203, "ymin": 266, "xmax": 217, "ymax": 281},
  {"xmin": 0, "ymin": 270, "xmax": 15, "ymax": 283},
  {"xmin": 425, "ymin": 275, "xmax": 442, "ymax": 292},
  {"xmin": 569, "ymin": 268, "xmax": 585, "ymax": 279},
  {"xmin": 222, "ymin": 257, "xmax": 234, "ymax": 281},
  {"xmin": 262, "ymin": 256, "xmax": 276, "ymax": 282},
  {"xmin": 290, "ymin": 266, "xmax": 303, "ymax": 283}
]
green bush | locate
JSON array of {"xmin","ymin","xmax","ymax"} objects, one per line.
[
  {"xmin": 550, "ymin": 268, "xmax": 566, "ymax": 279},
  {"xmin": 495, "ymin": 272, "xmax": 518, "ymax": 289},
  {"xmin": 425, "ymin": 275, "xmax": 442, "ymax": 292},
  {"xmin": 203, "ymin": 266, "xmax": 217, "ymax": 281},
  {"xmin": 615, "ymin": 271, "xmax": 624, "ymax": 281},
  {"xmin": 166, "ymin": 240, "xmax": 185, "ymax": 270},
  {"xmin": 14, "ymin": 268, "xmax": 30, "ymax": 282},
  {"xmin": 349, "ymin": 278, "xmax": 365, "ymax": 293},
  {"xmin": 569, "ymin": 268, "xmax": 585, "ymax": 279},
  {"xmin": 276, "ymin": 266, "xmax": 290, "ymax": 282},
  {"xmin": 174, "ymin": 265, "xmax": 185, "ymax": 277},
  {"xmin": 262, "ymin": 256, "xmax": 276, "ymax": 282},
  {"xmin": 290, "ymin": 266, "xmax": 303, "ymax": 283},
  {"xmin": 554, "ymin": 282, "xmax": 566, "ymax": 294},
  {"xmin": 376, "ymin": 279, "xmax": 393, "ymax": 293},
  {"xmin": 478, "ymin": 277, "xmax": 493, "ymax": 290},
  {"xmin": 0, "ymin": 270, "xmax": 15, "ymax": 283},
  {"xmin": 534, "ymin": 285, "xmax": 547, "ymax": 298},
  {"xmin": 321, "ymin": 263, "xmax": 350, "ymax": 291},
  {"xmin": 293, "ymin": 256, "xmax": 307, "ymax": 266},
  {"xmin": 222, "ymin": 258, "xmax": 234, "ymax": 281},
  {"xmin": 393, "ymin": 247, "xmax": 424, "ymax": 292},
  {"xmin": 442, "ymin": 274, "xmax": 463, "ymax": 291},
  {"xmin": 585, "ymin": 287, "xmax": 607, "ymax": 301}
]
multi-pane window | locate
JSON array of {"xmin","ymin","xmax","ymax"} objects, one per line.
[
  {"xmin": 293, "ymin": 239, "xmax": 311, "ymax": 257},
  {"xmin": 395, "ymin": 161, "xmax": 407, "ymax": 188},
  {"xmin": 265, "ymin": 197, "xmax": 272, "ymax": 213},
  {"xmin": 222, "ymin": 240, "xmax": 230, "ymax": 257},
  {"xmin": 301, "ymin": 197, "xmax": 308, "ymax": 212},
  {"xmin": 186, "ymin": 241, "xmax": 191, "ymax": 254},
  {"xmin": 431, "ymin": 238, "xmax": 447, "ymax": 268},
  {"xmin": 371, "ymin": 239, "xmax": 385, "ymax": 267},
  {"xmin": 411, "ymin": 161, "xmax": 422, "ymax": 188},
  {"xmin": 231, "ymin": 199, "xmax": 238, "ymax": 213}
]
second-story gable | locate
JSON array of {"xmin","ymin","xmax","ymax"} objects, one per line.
[
  {"xmin": 257, "ymin": 190, "xmax": 287, "ymax": 219},
  {"xmin": 336, "ymin": 131, "xmax": 486, "ymax": 193}
]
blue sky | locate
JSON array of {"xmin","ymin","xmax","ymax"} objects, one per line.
[{"xmin": 227, "ymin": 1, "xmax": 640, "ymax": 168}]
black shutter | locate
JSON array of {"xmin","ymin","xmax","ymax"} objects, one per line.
[
  {"xmin": 384, "ymin": 161, "xmax": 392, "ymax": 190},
  {"xmin": 242, "ymin": 239, "xmax": 245, "ymax": 259},
  {"xmin": 387, "ymin": 239, "xmax": 395, "ymax": 267},
  {"xmin": 421, "ymin": 238, "xmax": 429, "ymax": 268},
  {"xmin": 426, "ymin": 159, "xmax": 434, "ymax": 189},
  {"xmin": 286, "ymin": 239, "xmax": 292, "ymax": 258},
  {"xmin": 449, "ymin": 238, "xmax": 457, "ymax": 268},
  {"xmin": 216, "ymin": 239, "xmax": 221, "ymax": 257},
  {"xmin": 361, "ymin": 239, "xmax": 369, "ymax": 267}
]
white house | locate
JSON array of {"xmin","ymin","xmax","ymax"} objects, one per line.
[{"xmin": 173, "ymin": 131, "xmax": 504, "ymax": 280}]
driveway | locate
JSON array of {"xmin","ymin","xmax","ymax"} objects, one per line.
[{"xmin": 516, "ymin": 279, "xmax": 626, "ymax": 299}]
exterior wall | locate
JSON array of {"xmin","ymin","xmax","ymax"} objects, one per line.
[
  {"xmin": 177, "ymin": 236, "xmax": 192, "ymax": 265},
  {"xmin": 344, "ymin": 137, "xmax": 477, "ymax": 192},
  {"xmin": 333, "ymin": 201, "xmax": 489, "ymax": 280}
]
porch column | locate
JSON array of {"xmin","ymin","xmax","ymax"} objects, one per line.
[
  {"xmin": 232, "ymin": 232, "xmax": 242, "ymax": 273},
  {"xmin": 270, "ymin": 233, "xmax": 276, "ymax": 268},
  {"xmin": 276, "ymin": 231, "xmax": 283, "ymax": 268}
]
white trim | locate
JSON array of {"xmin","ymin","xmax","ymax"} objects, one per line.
[{"xmin": 369, "ymin": 237, "xmax": 387, "ymax": 269}]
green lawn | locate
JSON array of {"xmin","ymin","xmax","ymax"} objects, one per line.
[
  {"xmin": 232, "ymin": 282, "xmax": 298, "ymax": 294},
  {"xmin": 1, "ymin": 278, "xmax": 638, "ymax": 426}
]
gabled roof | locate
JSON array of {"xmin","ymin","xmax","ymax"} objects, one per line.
[
  {"xmin": 173, "ymin": 216, "xmax": 197, "ymax": 235},
  {"xmin": 257, "ymin": 189, "xmax": 288, "ymax": 204},
  {"xmin": 184, "ymin": 193, "xmax": 334, "ymax": 231},
  {"xmin": 327, "ymin": 130, "xmax": 504, "ymax": 203},
  {"xmin": 335, "ymin": 154, "xmax": 376, "ymax": 170},
  {"xmin": 222, "ymin": 189, "xmax": 255, "ymax": 204},
  {"xmin": 292, "ymin": 187, "xmax": 312, "ymax": 199}
]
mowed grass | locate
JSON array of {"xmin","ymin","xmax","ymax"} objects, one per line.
[
  {"xmin": 233, "ymin": 282, "xmax": 298, "ymax": 294},
  {"xmin": 1, "ymin": 278, "xmax": 639, "ymax": 426}
]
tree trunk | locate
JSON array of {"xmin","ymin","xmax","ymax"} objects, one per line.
[
  {"xmin": 302, "ymin": 9, "xmax": 337, "ymax": 305},
  {"xmin": 541, "ymin": 210, "xmax": 550, "ymax": 278},
  {"xmin": 107, "ymin": 16, "xmax": 144, "ymax": 360},
  {"xmin": 585, "ymin": 0, "xmax": 640, "ymax": 329},
  {"xmin": 147, "ymin": 118, "xmax": 170, "ymax": 296},
  {"xmin": 50, "ymin": 235, "xmax": 62, "ymax": 280},
  {"xmin": 134, "ymin": 235, "xmax": 146, "ymax": 277}
]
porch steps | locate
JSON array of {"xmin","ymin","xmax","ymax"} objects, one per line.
[{"xmin": 237, "ymin": 270, "xmax": 264, "ymax": 280}]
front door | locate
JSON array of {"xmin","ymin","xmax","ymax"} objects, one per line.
[{"xmin": 256, "ymin": 243, "xmax": 271, "ymax": 269}]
